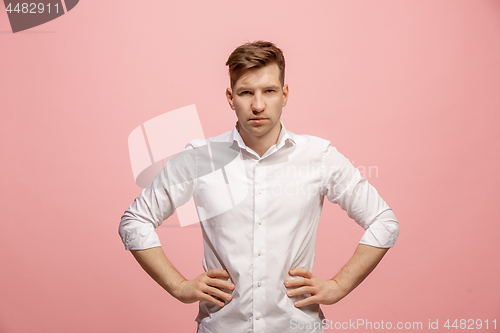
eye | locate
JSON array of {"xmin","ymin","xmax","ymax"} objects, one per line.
[
  {"xmin": 240, "ymin": 91, "xmax": 252, "ymax": 95},
  {"xmin": 265, "ymin": 89, "xmax": 276, "ymax": 93}
]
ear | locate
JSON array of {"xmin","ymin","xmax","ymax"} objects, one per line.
[
  {"xmin": 282, "ymin": 84, "xmax": 289, "ymax": 107},
  {"xmin": 226, "ymin": 87, "xmax": 235, "ymax": 110}
]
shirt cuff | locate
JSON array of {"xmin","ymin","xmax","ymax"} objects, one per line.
[{"xmin": 359, "ymin": 209, "xmax": 399, "ymax": 248}]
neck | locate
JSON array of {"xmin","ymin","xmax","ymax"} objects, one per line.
[{"xmin": 237, "ymin": 122, "xmax": 282, "ymax": 157}]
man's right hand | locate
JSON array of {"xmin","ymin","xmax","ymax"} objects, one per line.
[{"xmin": 174, "ymin": 269, "xmax": 235, "ymax": 307}]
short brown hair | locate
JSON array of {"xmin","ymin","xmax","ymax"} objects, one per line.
[{"xmin": 226, "ymin": 40, "xmax": 285, "ymax": 88}]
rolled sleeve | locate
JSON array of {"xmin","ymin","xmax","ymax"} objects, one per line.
[
  {"xmin": 322, "ymin": 143, "xmax": 399, "ymax": 248},
  {"xmin": 119, "ymin": 145, "xmax": 196, "ymax": 251},
  {"xmin": 359, "ymin": 209, "xmax": 399, "ymax": 248}
]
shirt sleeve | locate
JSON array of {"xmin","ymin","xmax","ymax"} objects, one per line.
[
  {"xmin": 118, "ymin": 145, "xmax": 197, "ymax": 251},
  {"xmin": 322, "ymin": 143, "xmax": 399, "ymax": 248}
]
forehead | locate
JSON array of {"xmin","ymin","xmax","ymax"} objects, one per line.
[{"xmin": 234, "ymin": 63, "xmax": 281, "ymax": 88}]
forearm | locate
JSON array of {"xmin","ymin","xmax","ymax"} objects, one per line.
[
  {"xmin": 331, "ymin": 243, "xmax": 389, "ymax": 300},
  {"xmin": 131, "ymin": 246, "xmax": 186, "ymax": 299},
  {"xmin": 131, "ymin": 246, "xmax": 235, "ymax": 307},
  {"xmin": 285, "ymin": 243, "xmax": 390, "ymax": 306}
]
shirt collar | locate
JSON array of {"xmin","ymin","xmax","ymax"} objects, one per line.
[{"xmin": 231, "ymin": 121, "xmax": 297, "ymax": 152}]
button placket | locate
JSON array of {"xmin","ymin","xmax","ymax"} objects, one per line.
[{"xmin": 253, "ymin": 159, "xmax": 267, "ymax": 331}]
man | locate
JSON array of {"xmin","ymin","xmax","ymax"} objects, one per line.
[{"xmin": 119, "ymin": 41, "xmax": 399, "ymax": 333}]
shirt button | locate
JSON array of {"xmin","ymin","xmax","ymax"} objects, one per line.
[
  {"xmin": 258, "ymin": 219, "xmax": 262, "ymax": 225},
  {"xmin": 257, "ymin": 189, "xmax": 262, "ymax": 194},
  {"xmin": 258, "ymin": 160, "xmax": 262, "ymax": 164},
  {"xmin": 257, "ymin": 251, "xmax": 262, "ymax": 256},
  {"xmin": 256, "ymin": 316, "xmax": 261, "ymax": 320},
  {"xmin": 257, "ymin": 282, "xmax": 262, "ymax": 287}
]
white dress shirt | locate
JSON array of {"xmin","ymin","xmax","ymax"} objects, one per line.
[{"xmin": 119, "ymin": 123, "xmax": 399, "ymax": 333}]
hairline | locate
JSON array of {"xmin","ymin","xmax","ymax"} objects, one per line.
[{"xmin": 231, "ymin": 62, "xmax": 284, "ymax": 91}]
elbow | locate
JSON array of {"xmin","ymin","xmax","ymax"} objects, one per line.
[{"xmin": 118, "ymin": 212, "xmax": 137, "ymax": 251}]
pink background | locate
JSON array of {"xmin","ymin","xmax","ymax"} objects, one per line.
[{"xmin": 1, "ymin": 1, "xmax": 499, "ymax": 332}]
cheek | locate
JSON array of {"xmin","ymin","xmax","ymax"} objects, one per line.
[
  {"xmin": 233, "ymin": 100, "xmax": 249, "ymax": 112},
  {"xmin": 233, "ymin": 107, "xmax": 246, "ymax": 120},
  {"xmin": 271, "ymin": 101, "xmax": 284, "ymax": 114},
  {"xmin": 235, "ymin": 97, "xmax": 248, "ymax": 106}
]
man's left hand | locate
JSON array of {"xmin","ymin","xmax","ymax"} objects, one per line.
[{"xmin": 284, "ymin": 268, "xmax": 347, "ymax": 307}]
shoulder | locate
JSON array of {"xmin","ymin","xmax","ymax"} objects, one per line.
[
  {"xmin": 286, "ymin": 129, "xmax": 333, "ymax": 151},
  {"xmin": 286, "ymin": 130, "xmax": 350, "ymax": 166},
  {"xmin": 184, "ymin": 129, "xmax": 233, "ymax": 149}
]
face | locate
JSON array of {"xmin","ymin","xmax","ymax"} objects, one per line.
[{"xmin": 226, "ymin": 63, "xmax": 289, "ymax": 143}]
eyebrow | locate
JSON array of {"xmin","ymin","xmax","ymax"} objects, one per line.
[{"xmin": 236, "ymin": 85, "xmax": 281, "ymax": 93}]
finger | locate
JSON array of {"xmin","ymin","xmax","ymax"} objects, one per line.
[
  {"xmin": 286, "ymin": 286, "xmax": 316, "ymax": 298},
  {"xmin": 284, "ymin": 277, "xmax": 312, "ymax": 288},
  {"xmin": 198, "ymin": 291, "xmax": 226, "ymax": 307},
  {"xmin": 204, "ymin": 285, "xmax": 233, "ymax": 302},
  {"xmin": 289, "ymin": 268, "xmax": 313, "ymax": 278},
  {"xmin": 293, "ymin": 294, "xmax": 320, "ymax": 308},
  {"xmin": 205, "ymin": 269, "xmax": 230, "ymax": 278},
  {"xmin": 207, "ymin": 277, "xmax": 235, "ymax": 291}
]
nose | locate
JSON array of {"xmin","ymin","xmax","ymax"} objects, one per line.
[{"xmin": 251, "ymin": 92, "xmax": 265, "ymax": 113}]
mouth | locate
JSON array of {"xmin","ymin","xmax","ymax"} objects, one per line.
[{"xmin": 249, "ymin": 117, "xmax": 267, "ymax": 122}]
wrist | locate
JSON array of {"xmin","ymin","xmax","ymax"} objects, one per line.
[
  {"xmin": 330, "ymin": 277, "xmax": 351, "ymax": 296},
  {"xmin": 167, "ymin": 277, "xmax": 188, "ymax": 301}
]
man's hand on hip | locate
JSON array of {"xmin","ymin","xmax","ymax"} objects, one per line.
[
  {"xmin": 284, "ymin": 268, "xmax": 347, "ymax": 307},
  {"xmin": 284, "ymin": 244, "xmax": 390, "ymax": 308},
  {"xmin": 175, "ymin": 269, "xmax": 235, "ymax": 307}
]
